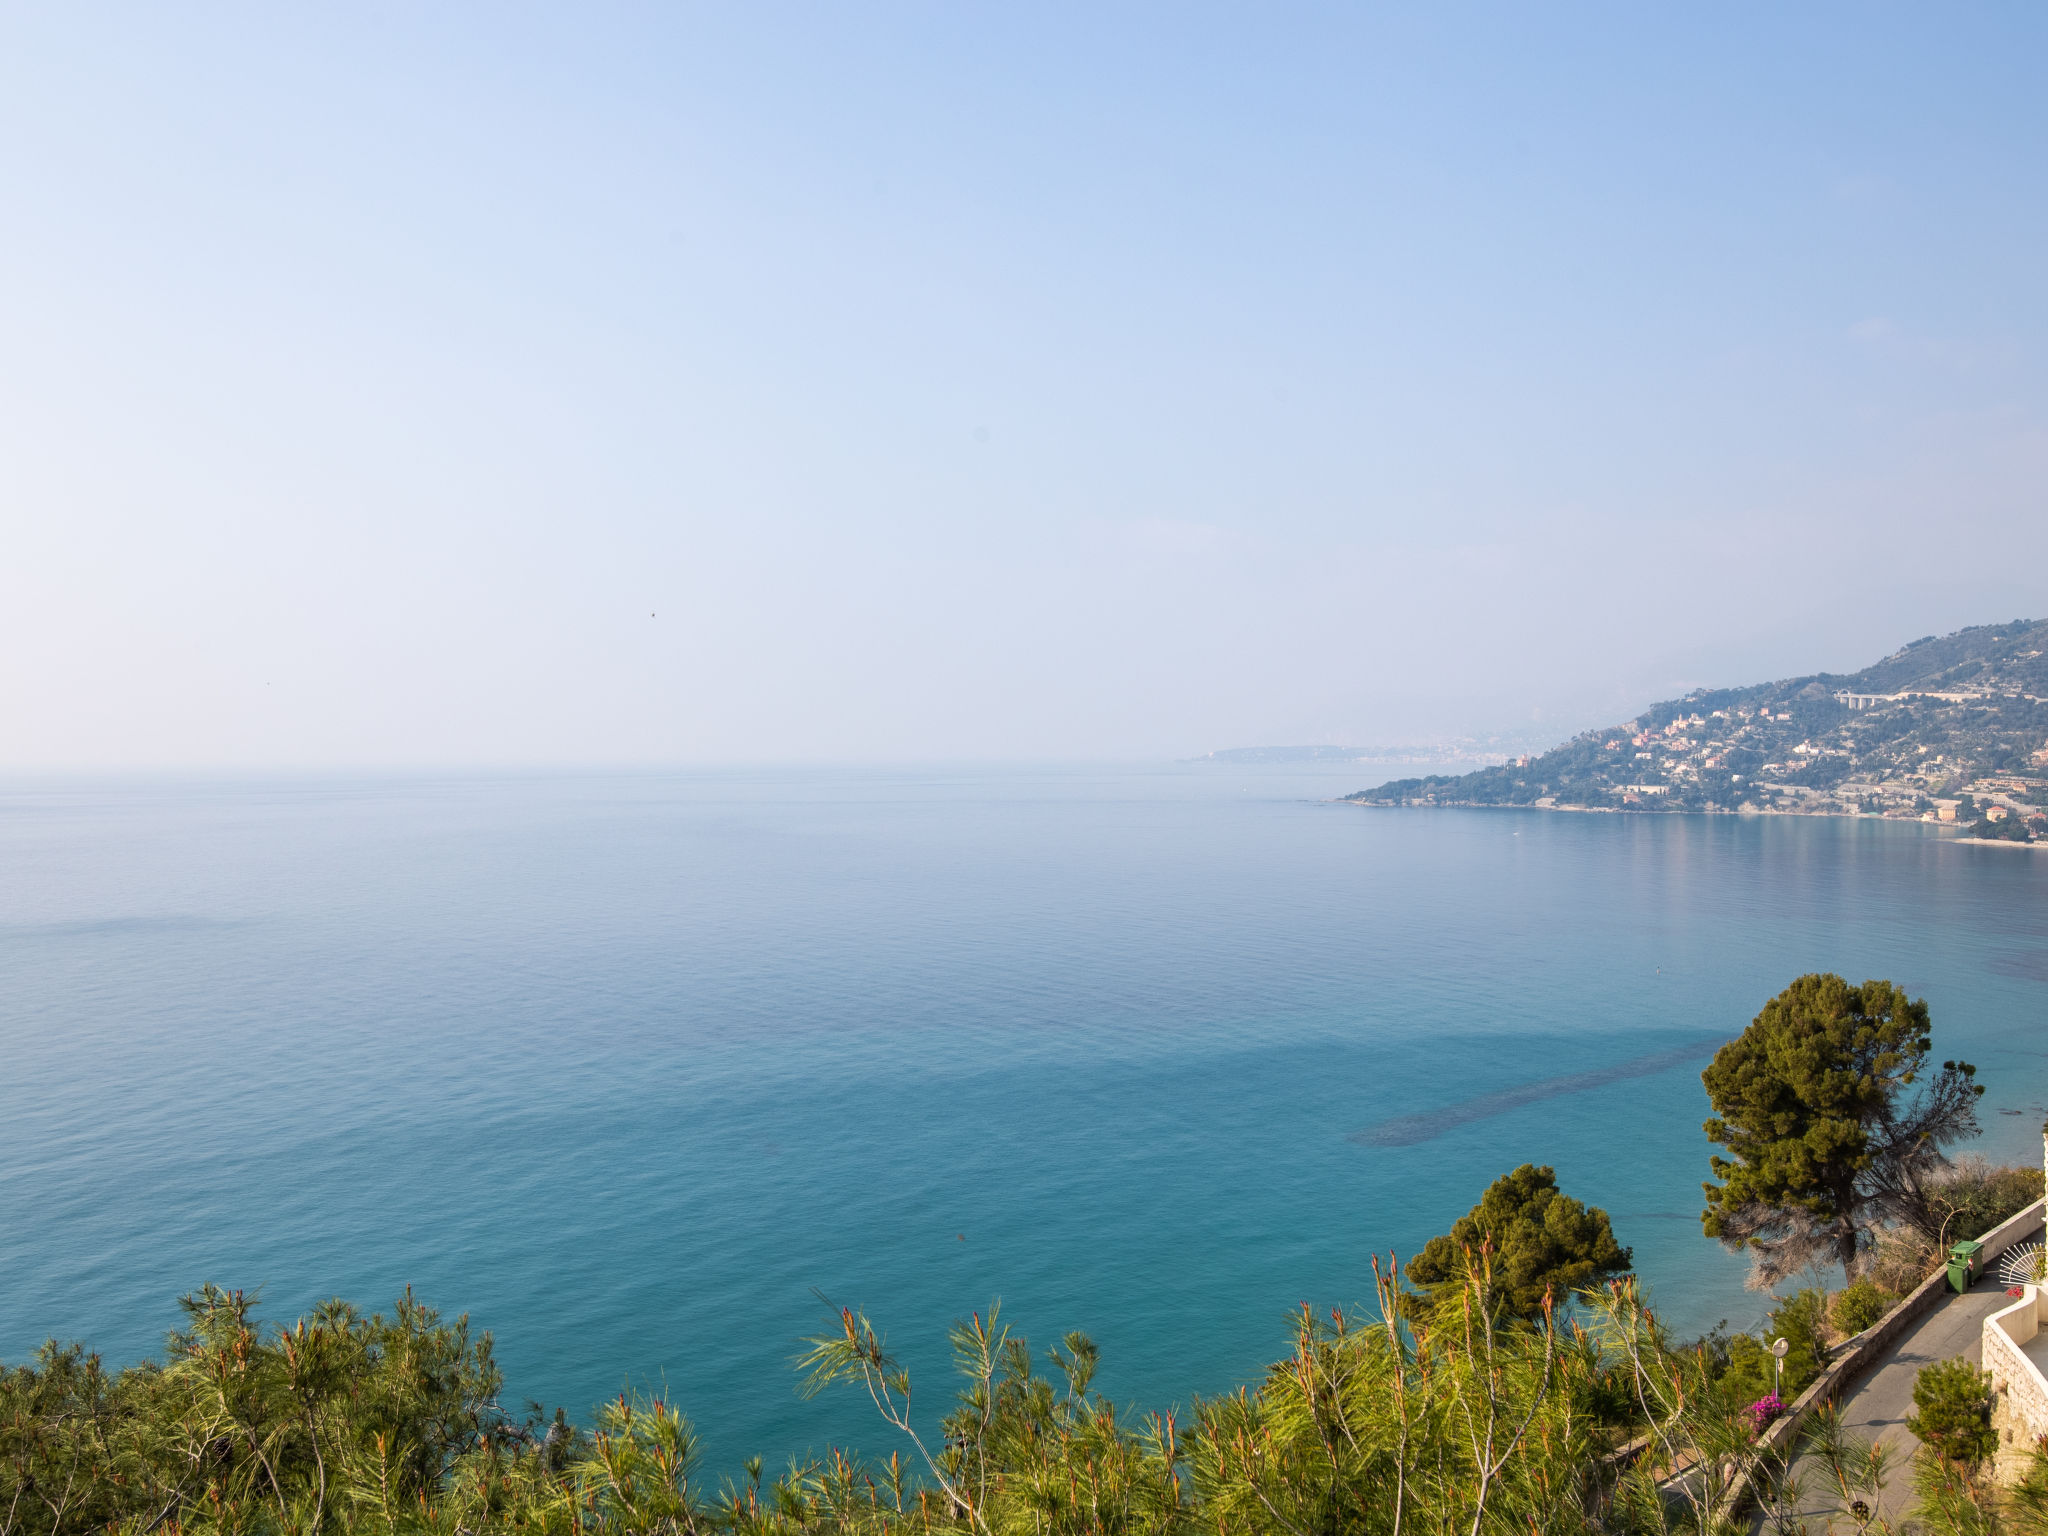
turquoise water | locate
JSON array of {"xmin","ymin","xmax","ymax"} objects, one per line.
[{"xmin": 4, "ymin": 765, "xmax": 2046, "ymax": 1470}]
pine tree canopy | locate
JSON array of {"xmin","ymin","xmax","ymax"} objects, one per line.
[
  {"xmin": 1700, "ymin": 972, "xmax": 1983, "ymax": 1283},
  {"xmin": 1404, "ymin": 1163, "xmax": 1632, "ymax": 1318}
]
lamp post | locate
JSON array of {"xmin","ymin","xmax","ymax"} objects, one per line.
[{"xmin": 1770, "ymin": 1335, "xmax": 1790, "ymax": 1400}]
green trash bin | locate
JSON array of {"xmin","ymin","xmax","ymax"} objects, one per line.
[{"xmin": 1948, "ymin": 1239, "xmax": 1985, "ymax": 1293}]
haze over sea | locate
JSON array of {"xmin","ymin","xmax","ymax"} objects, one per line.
[{"xmin": 5, "ymin": 764, "xmax": 2046, "ymax": 1470}]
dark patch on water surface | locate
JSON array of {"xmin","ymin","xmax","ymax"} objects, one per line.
[
  {"xmin": 0, "ymin": 915, "xmax": 243, "ymax": 942},
  {"xmin": 1349, "ymin": 1039, "xmax": 1725, "ymax": 1149},
  {"xmin": 1990, "ymin": 950, "xmax": 2048, "ymax": 985}
]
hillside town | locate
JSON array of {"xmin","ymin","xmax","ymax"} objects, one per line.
[{"xmin": 1348, "ymin": 620, "xmax": 2048, "ymax": 841}]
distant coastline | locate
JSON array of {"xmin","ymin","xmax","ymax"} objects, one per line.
[
  {"xmin": 1336, "ymin": 796, "xmax": 2048, "ymax": 844},
  {"xmin": 1339, "ymin": 620, "xmax": 2048, "ymax": 846}
]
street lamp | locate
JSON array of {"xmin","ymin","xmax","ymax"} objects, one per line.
[{"xmin": 1770, "ymin": 1335, "xmax": 1790, "ymax": 1399}]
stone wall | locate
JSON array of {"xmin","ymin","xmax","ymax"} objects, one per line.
[
  {"xmin": 1982, "ymin": 1131, "xmax": 2048, "ymax": 1484},
  {"xmin": 1985, "ymin": 1289, "xmax": 2048, "ymax": 1485}
]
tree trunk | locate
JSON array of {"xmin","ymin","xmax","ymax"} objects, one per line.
[{"xmin": 1835, "ymin": 1207, "xmax": 1863, "ymax": 1283}]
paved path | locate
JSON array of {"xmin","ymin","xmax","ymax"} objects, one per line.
[{"xmin": 1784, "ymin": 1273, "xmax": 2016, "ymax": 1521}]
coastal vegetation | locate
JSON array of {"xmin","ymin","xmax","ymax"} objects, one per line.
[
  {"xmin": 1344, "ymin": 619, "xmax": 2048, "ymax": 830},
  {"xmin": 11, "ymin": 1254, "xmax": 2048, "ymax": 1536},
  {"xmin": 0, "ymin": 1253, "xmax": 1978, "ymax": 1536},
  {"xmin": 1403, "ymin": 1163, "xmax": 1632, "ymax": 1318},
  {"xmin": 1700, "ymin": 974, "xmax": 1985, "ymax": 1285},
  {"xmin": 1707, "ymin": 1289, "xmax": 1828, "ymax": 1409}
]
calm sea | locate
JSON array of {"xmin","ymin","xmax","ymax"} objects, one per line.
[{"xmin": 3, "ymin": 765, "xmax": 2045, "ymax": 1469}]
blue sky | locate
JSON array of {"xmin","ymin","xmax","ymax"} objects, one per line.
[{"xmin": 4, "ymin": 5, "xmax": 2046, "ymax": 765}]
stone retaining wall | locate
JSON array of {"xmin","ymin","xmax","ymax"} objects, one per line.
[{"xmin": 1984, "ymin": 1288, "xmax": 2048, "ymax": 1484}]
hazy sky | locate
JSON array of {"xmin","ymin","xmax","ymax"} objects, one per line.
[{"xmin": 6, "ymin": 6, "xmax": 2047, "ymax": 767}]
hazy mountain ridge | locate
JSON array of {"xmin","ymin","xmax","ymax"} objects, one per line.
[
  {"xmin": 1192, "ymin": 738, "xmax": 1542, "ymax": 767},
  {"xmin": 1345, "ymin": 620, "xmax": 2048, "ymax": 837}
]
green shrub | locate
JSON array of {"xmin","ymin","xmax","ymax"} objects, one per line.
[
  {"xmin": 1719, "ymin": 1289, "xmax": 1827, "ymax": 1407},
  {"xmin": 1830, "ymin": 1279, "xmax": 1897, "ymax": 1338},
  {"xmin": 1718, "ymin": 1336, "xmax": 1774, "ymax": 1408},
  {"xmin": 1932, "ymin": 1159, "xmax": 2044, "ymax": 1242},
  {"xmin": 1907, "ymin": 1357, "xmax": 1998, "ymax": 1465}
]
